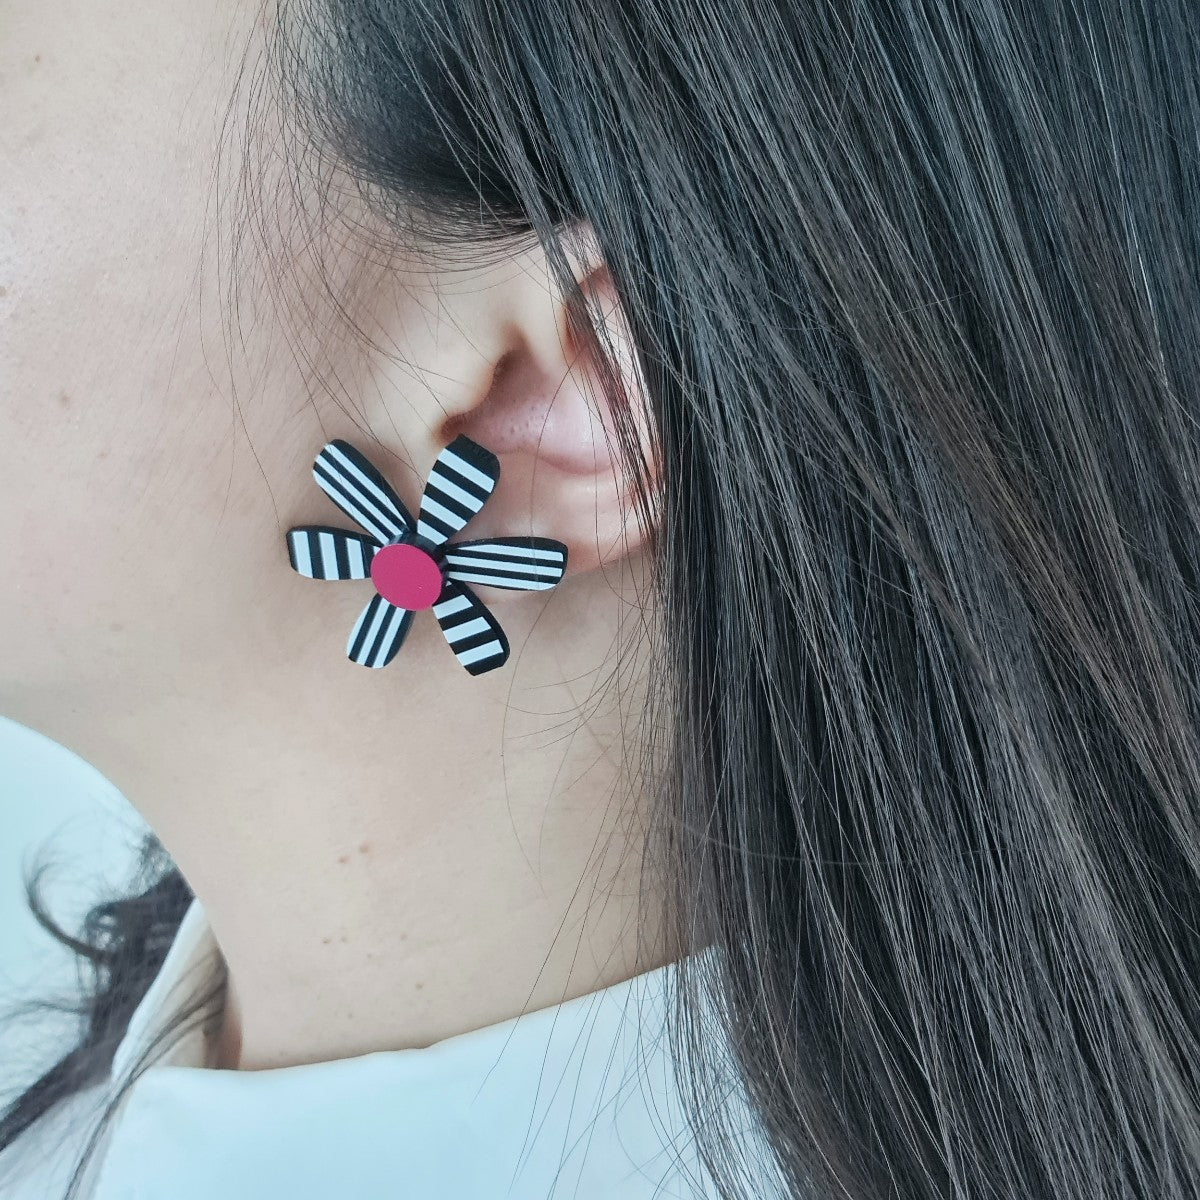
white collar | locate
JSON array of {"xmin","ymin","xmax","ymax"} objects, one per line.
[{"xmin": 81, "ymin": 898, "xmax": 768, "ymax": 1199}]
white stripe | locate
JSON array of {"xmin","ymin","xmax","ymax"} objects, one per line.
[
  {"xmin": 291, "ymin": 533, "xmax": 313, "ymax": 577},
  {"xmin": 351, "ymin": 541, "xmax": 368, "ymax": 578},
  {"xmin": 439, "ymin": 449, "xmax": 494, "ymax": 491},
  {"xmin": 420, "ymin": 496, "xmax": 465, "ymax": 528},
  {"xmin": 427, "ymin": 472, "xmax": 485, "ymax": 511},
  {"xmin": 317, "ymin": 531, "xmax": 338, "ymax": 577},
  {"xmin": 442, "ymin": 616, "xmax": 492, "ymax": 644},
  {"xmin": 447, "ymin": 571, "xmax": 555, "ymax": 590},
  {"xmin": 434, "ymin": 594, "xmax": 472, "ymax": 618},
  {"xmin": 371, "ymin": 606, "xmax": 407, "ymax": 667},
  {"xmin": 449, "ymin": 543, "xmax": 563, "ymax": 563},
  {"xmin": 326, "ymin": 445, "xmax": 408, "ymax": 535},
  {"xmin": 457, "ymin": 640, "xmax": 505, "ymax": 666},
  {"xmin": 446, "ymin": 557, "xmax": 563, "ymax": 578},
  {"xmin": 417, "ymin": 519, "xmax": 444, "ymax": 542}
]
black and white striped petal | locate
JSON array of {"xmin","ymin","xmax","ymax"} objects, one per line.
[
  {"xmin": 287, "ymin": 526, "xmax": 377, "ymax": 580},
  {"xmin": 416, "ymin": 437, "xmax": 499, "ymax": 546},
  {"xmin": 346, "ymin": 594, "xmax": 414, "ymax": 669},
  {"xmin": 443, "ymin": 538, "xmax": 567, "ymax": 591},
  {"xmin": 313, "ymin": 440, "xmax": 413, "ymax": 546},
  {"xmin": 432, "ymin": 580, "xmax": 510, "ymax": 675}
]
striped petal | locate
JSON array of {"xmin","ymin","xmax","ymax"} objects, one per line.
[
  {"xmin": 313, "ymin": 441, "xmax": 413, "ymax": 546},
  {"xmin": 416, "ymin": 436, "xmax": 499, "ymax": 546},
  {"xmin": 287, "ymin": 526, "xmax": 377, "ymax": 580},
  {"xmin": 443, "ymin": 538, "xmax": 567, "ymax": 591},
  {"xmin": 432, "ymin": 580, "xmax": 509, "ymax": 675},
  {"xmin": 346, "ymin": 593, "xmax": 414, "ymax": 669}
]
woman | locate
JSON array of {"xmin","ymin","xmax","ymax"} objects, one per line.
[{"xmin": 3, "ymin": 0, "xmax": 1199, "ymax": 1196}]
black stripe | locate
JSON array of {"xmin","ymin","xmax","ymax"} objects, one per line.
[
  {"xmin": 446, "ymin": 560, "xmax": 561, "ymax": 581},
  {"xmin": 447, "ymin": 561, "xmax": 551, "ymax": 578},
  {"xmin": 451, "ymin": 629, "xmax": 502, "ymax": 655},
  {"xmin": 433, "ymin": 579, "xmax": 509, "ymax": 674},
  {"xmin": 448, "ymin": 537, "xmax": 566, "ymax": 561},
  {"xmin": 348, "ymin": 596, "xmax": 382, "ymax": 662},
  {"xmin": 324, "ymin": 440, "xmax": 414, "ymax": 527},
  {"xmin": 289, "ymin": 525, "xmax": 380, "ymax": 580},
  {"xmin": 374, "ymin": 607, "xmax": 412, "ymax": 667},
  {"xmin": 447, "ymin": 565, "xmax": 551, "ymax": 586},
  {"xmin": 423, "ymin": 481, "xmax": 475, "ymax": 522},
  {"xmin": 333, "ymin": 533, "xmax": 350, "ymax": 580},
  {"xmin": 366, "ymin": 604, "xmax": 394, "ymax": 666},
  {"xmin": 419, "ymin": 509, "xmax": 455, "ymax": 538},
  {"xmin": 447, "ymin": 549, "xmax": 563, "ymax": 567},
  {"xmin": 314, "ymin": 461, "xmax": 392, "ymax": 538},
  {"xmin": 441, "ymin": 607, "xmax": 482, "ymax": 633},
  {"xmin": 442, "ymin": 436, "xmax": 500, "ymax": 489},
  {"xmin": 432, "ymin": 462, "xmax": 489, "ymax": 503},
  {"xmin": 461, "ymin": 643, "xmax": 508, "ymax": 676},
  {"xmin": 306, "ymin": 530, "xmax": 323, "ymax": 579},
  {"xmin": 314, "ymin": 455, "xmax": 411, "ymax": 540}
]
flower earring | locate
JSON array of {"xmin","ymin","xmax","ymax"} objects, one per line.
[{"xmin": 285, "ymin": 437, "xmax": 568, "ymax": 674}]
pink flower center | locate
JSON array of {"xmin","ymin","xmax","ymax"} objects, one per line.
[{"xmin": 370, "ymin": 543, "xmax": 443, "ymax": 611}]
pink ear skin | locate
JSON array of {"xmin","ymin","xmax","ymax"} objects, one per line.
[
  {"xmin": 436, "ymin": 270, "xmax": 651, "ymax": 581},
  {"xmin": 455, "ymin": 346, "xmax": 611, "ymax": 478}
]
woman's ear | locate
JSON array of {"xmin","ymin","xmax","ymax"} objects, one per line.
[{"xmin": 431, "ymin": 252, "xmax": 652, "ymax": 588}]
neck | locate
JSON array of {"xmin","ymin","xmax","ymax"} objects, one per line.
[{"xmin": 144, "ymin": 570, "xmax": 673, "ymax": 1071}]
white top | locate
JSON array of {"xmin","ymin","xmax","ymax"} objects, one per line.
[{"xmin": 0, "ymin": 895, "xmax": 780, "ymax": 1199}]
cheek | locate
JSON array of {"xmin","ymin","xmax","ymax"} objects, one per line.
[
  {"xmin": 0, "ymin": 273, "xmax": 238, "ymax": 679},
  {"xmin": 0, "ymin": 9, "xmax": 283, "ymax": 704},
  {"xmin": 0, "ymin": 424, "xmax": 301, "ymax": 772},
  {"xmin": 0, "ymin": 430, "xmax": 221, "ymax": 684}
]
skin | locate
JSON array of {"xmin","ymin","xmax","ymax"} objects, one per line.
[{"xmin": 1, "ymin": 0, "xmax": 672, "ymax": 1071}]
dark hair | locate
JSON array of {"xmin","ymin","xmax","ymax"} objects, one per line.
[
  {"xmin": 0, "ymin": 833, "xmax": 223, "ymax": 1192},
  {"xmin": 7, "ymin": 0, "xmax": 1200, "ymax": 1196}
]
